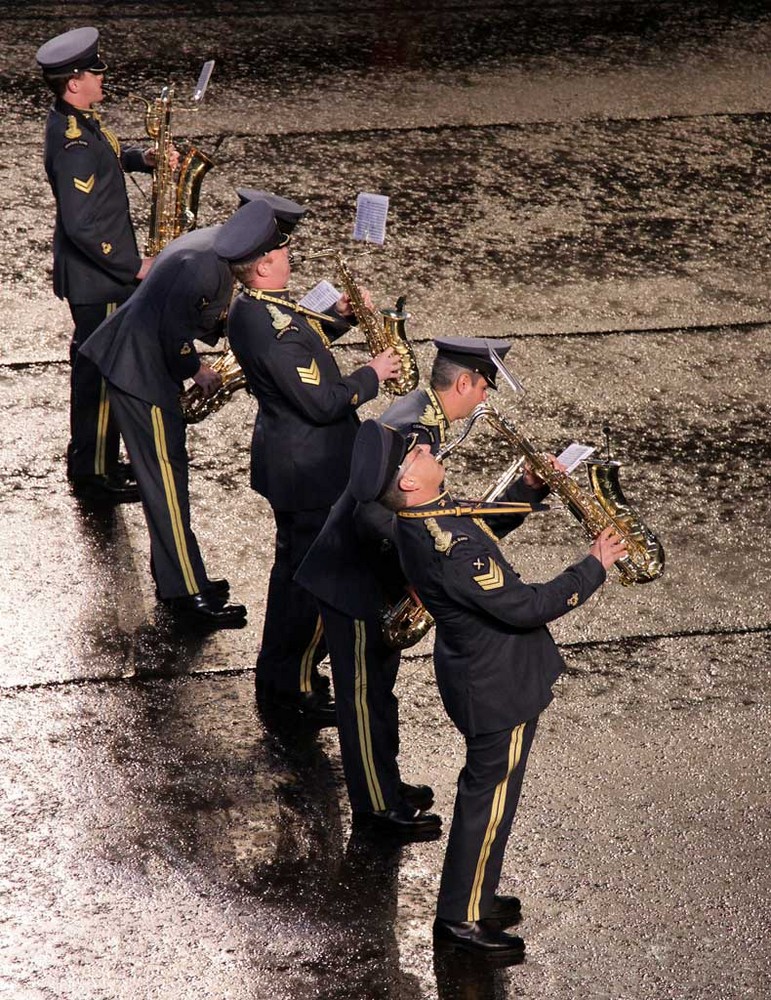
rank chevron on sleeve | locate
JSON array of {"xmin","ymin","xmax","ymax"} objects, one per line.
[
  {"xmin": 473, "ymin": 557, "xmax": 505, "ymax": 591},
  {"xmin": 73, "ymin": 174, "xmax": 95, "ymax": 194},
  {"xmin": 296, "ymin": 359, "xmax": 321, "ymax": 385}
]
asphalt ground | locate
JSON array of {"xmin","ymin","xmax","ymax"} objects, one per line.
[{"xmin": 1, "ymin": 3, "xmax": 769, "ymax": 998}]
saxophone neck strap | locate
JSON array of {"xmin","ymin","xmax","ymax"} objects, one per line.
[
  {"xmin": 242, "ymin": 288, "xmax": 340, "ymax": 326},
  {"xmin": 397, "ymin": 500, "xmax": 544, "ymax": 520}
]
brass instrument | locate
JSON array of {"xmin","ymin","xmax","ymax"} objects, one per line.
[
  {"xmin": 297, "ymin": 249, "xmax": 419, "ymax": 396},
  {"xmin": 381, "ymin": 402, "xmax": 664, "ymax": 648},
  {"xmin": 179, "ymin": 348, "xmax": 247, "ymax": 423},
  {"xmin": 448, "ymin": 403, "xmax": 665, "ymax": 586},
  {"xmin": 138, "ymin": 80, "xmax": 213, "ymax": 255}
]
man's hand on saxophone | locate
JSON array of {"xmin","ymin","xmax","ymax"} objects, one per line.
[
  {"xmin": 368, "ymin": 347, "xmax": 402, "ymax": 384},
  {"xmin": 522, "ymin": 453, "xmax": 566, "ymax": 489},
  {"xmin": 135, "ymin": 256, "xmax": 155, "ymax": 281},
  {"xmin": 334, "ymin": 286, "xmax": 375, "ymax": 318},
  {"xmin": 590, "ymin": 526, "xmax": 627, "ymax": 570},
  {"xmin": 142, "ymin": 144, "xmax": 180, "ymax": 172},
  {"xmin": 192, "ymin": 362, "xmax": 223, "ymax": 398}
]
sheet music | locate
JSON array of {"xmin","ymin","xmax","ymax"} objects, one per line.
[
  {"xmin": 298, "ymin": 280, "xmax": 341, "ymax": 313},
  {"xmin": 193, "ymin": 60, "xmax": 215, "ymax": 103},
  {"xmin": 353, "ymin": 192, "xmax": 389, "ymax": 245},
  {"xmin": 557, "ymin": 443, "xmax": 596, "ymax": 473}
]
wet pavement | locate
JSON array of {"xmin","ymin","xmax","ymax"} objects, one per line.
[{"xmin": 1, "ymin": 2, "xmax": 770, "ymax": 998}]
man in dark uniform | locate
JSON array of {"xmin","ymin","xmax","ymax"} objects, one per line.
[
  {"xmin": 380, "ymin": 336, "xmax": 513, "ymax": 451},
  {"xmin": 36, "ymin": 26, "xmax": 160, "ymax": 502},
  {"xmin": 295, "ymin": 338, "xmax": 513, "ymax": 835},
  {"xmin": 79, "ymin": 200, "xmax": 301, "ymax": 625},
  {"xmin": 215, "ymin": 203, "xmax": 401, "ymax": 723},
  {"xmin": 352, "ymin": 420, "xmax": 625, "ymax": 962}
]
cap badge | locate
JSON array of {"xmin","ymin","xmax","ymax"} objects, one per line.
[
  {"xmin": 65, "ymin": 116, "xmax": 81, "ymax": 140},
  {"xmin": 473, "ymin": 557, "xmax": 504, "ymax": 591}
]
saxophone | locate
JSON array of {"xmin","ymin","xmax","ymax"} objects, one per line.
[
  {"xmin": 381, "ymin": 402, "xmax": 665, "ymax": 648},
  {"xmin": 450, "ymin": 403, "xmax": 665, "ymax": 586},
  {"xmin": 299, "ymin": 249, "xmax": 419, "ymax": 396},
  {"xmin": 179, "ymin": 347, "xmax": 248, "ymax": 423},
  {"xmin": 140, "ymin": 85, "xmax": 213, "ymax": 256}
]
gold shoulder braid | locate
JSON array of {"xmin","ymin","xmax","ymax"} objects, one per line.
[{"xmin": 397, "ymin": 501, "xmax": 537, "ymax": 520}]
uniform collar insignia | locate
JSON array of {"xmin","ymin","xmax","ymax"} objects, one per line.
[
  {"xmin": 65, "ymin": 115, "xmax": 81, "ymax": 140},
  {"xmin": 425, "ymin": 517, "xmax": 453, "ymax": 553},
  {"xmin": 267, "ymin": 303, "xmax": 291, "ymax": 331}
]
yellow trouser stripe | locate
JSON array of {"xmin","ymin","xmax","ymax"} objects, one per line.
[
  {"xmin": 93, "ymin": 302, "xmax": 117, "ymax": 474},
  {"xmin": 467, "ymin": 724, "xmax": 525, "ymax": 921},
  {"xmin": 150, "ymin": 405, "xmax": 198, "ymax": 595},
  {"xmin": 299, "ymin": 615, "xmax": 324, "ymax": 693},
  {"xmin": 354, "ymin": 619, "xmax": 386, "ymax": 811}
]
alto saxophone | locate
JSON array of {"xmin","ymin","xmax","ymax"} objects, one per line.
[
  {"xmin": 139, "ymin": 85, "xmax": 213, "ymax": 256},
  {"xmin": 179, "ymin": 347, "xmax": 248, "ymax": 423},
  {"xmin": 298, "ymin": 250, "xmax": 419, "ymax": 396}
]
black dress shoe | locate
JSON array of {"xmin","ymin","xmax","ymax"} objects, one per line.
[
  {"xmin": 353, "ymin": 804, "xmax": 442, "ymax": 841},
  {"xmin": 487, "ymin": 894, "xmax": 522, "ymax": 927},
  {"xmin": 205, "ymin": 578, "xmax": 230, "ymax": 598},
  {"xmin": 256, "ymin": 685, "xmax": 338, "ymax": 727},
  {"xmin": 71, "ymin": 473, "xmax": 140, "ymax": 504},
  {"xmin": 399, "ymin": 781, "xmax": 435, "ymax": 811},
  {"xmin": 109, "ymin": 461, "xmax": 136, "ymax": 483},
  {"xmin": 433, "ymin": 919, "xmax": 525, "ymax": 962},
  {"xmin": 166, "ymin": 592, "xmax": 247, "ymax": 627}
]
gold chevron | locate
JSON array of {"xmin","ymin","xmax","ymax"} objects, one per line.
[
  {"xmin": 296, "ymin": 359, "xmax": 321, "ymax": 385},
  {"xmin": 473, "ymin": 557, "xmax": 504, "ymax": 591},
  {"xmin": 73, "ymin": 174, "xmax": 95, "ymax": 194}
]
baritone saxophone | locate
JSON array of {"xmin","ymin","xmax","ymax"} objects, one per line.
[
  {"xmin": 135, "ymin": 62, "xmax": 215, "ymax": 256},
  {"xmin": 381, "ymin": 402, "xmax": 665, "ymax": 649}
]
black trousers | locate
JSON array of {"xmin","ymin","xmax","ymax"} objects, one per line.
[
  {"xmin": 437, "ymin": 717, "xmax": 539, "ymax": 922},
  {"xmin": 107, "ymin": 385, "xmax": 210, "ymax": 599},
  {"xmin": 68, "ymin": 300, "xmax": 128, "ymax": 479},
  {"xmin": 256, "ymin": 508, "xmax": 329, "ymax": 695},
  {"xmin": 320, "ymin": 603, "xmax": 402, "ymax": 812}
]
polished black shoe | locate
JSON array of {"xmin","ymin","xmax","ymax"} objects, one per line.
[
  {"xmin": 433, "ymin": 919, "xmax": 525, "ymax": 963},
  {"xmin": 399, "ymin": 781, "xmax": 435, "ymax": 811},
  {"xmin": 487, "ymin": 894, "xmax": 522, "ymax": 928},
  {"xmin": 166, "ymin": 592, "xmax": 247, "ymax": 628},
  {"xmin": 256, "ymin": 685, "xmax": 338, "ymax": 727},
  {"xmin": 156, "ymin": 578, "xmax": 231, "ymax": 602},
  {"xmin": 353, "ymin": 804, "xmax": 442, "ymax": 841},
  {"xmin": 204, "ymin": 578, "xmax": 230, "ymax": 599},
  {"xmin": 71, "ymin": 473, "xmax": 140, "ymax": 504},
  {"xmin": 109, "ymin": 461, "xmax": 136, "ymax": 484}
]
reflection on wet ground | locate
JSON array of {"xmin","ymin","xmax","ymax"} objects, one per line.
[{"xmin": 2, "ymin": 1, "xmax": 770, "ymax": 997}]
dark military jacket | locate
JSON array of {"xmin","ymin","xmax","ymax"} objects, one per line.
[
  {"xmin": 43, "ymin": 98, "xmax": 152, "ymax": 304},
  {"xmin": 379, "ymin": 386, "xmax": 451, "ymax": 453},
  {"xmin": 227, "ymin": 289, "xmax": 380, "ymax": 511},
  {"xmin": 80, "ymin": 227, "xmax": 232, "ymax": 413},
  {"xmin": 296, "ymin": 383, "xmax": 450, "ymax": 617},
  {"xmin": 394, "ymin": 492, "xmax": 606, "ymax": 736}
]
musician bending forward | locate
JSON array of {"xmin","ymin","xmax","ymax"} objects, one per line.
[
  {"xmin": 349, "ymin": 420, "xmax": 625, "ymax": 963},
  {"xmin": 216, "ymin": 200, "xmax": 400, "ymax": 725}
]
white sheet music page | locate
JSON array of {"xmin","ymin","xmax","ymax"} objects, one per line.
[
  {"xmin": 557, "ymin": 443, "xmax": 596, "ymax": 473},
  {"xmin": 353, "ymin": 193, "xmax": 389, "ymax": 244},
  {"xmin": 298, "ymin": 280, "xmax": 341, "ymax": 313}
]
